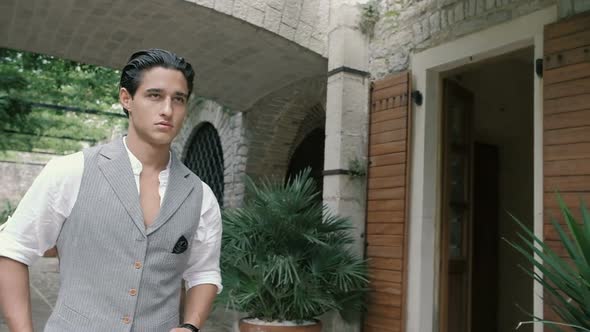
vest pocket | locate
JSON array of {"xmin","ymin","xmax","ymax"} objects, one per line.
[
  {"xmin": 156, "ymin": 311, "xmax": 180, "ymax": 328},
  {"xmin": 136, "ymin": 310, "xmax": 179, "ymax": 332},
  {"xmin": 56, "ymin": 302, "xmax": 91, "ymax": 327}
]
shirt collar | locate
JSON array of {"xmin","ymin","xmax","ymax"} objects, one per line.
[{"xmin": 122, "ymin": 136, "xmax": 172, "ymax": 181}]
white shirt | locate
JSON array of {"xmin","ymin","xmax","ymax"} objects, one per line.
[{"xmin": 0, "ymin": 137, "xmax": 222, "ymax": 293}]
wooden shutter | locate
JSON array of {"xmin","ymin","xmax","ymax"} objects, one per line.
[
  {"xmin": 364, "ymin": 72, "xmax": 412, "ymax": 332},
  {"xmin": 543, "ymin": 10, "xmax": 590, "ymax": 324}
]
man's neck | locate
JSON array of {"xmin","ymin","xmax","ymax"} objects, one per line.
[{"xmin": 125, "ymin": 133, "xmax": 170, "ymax": 172}]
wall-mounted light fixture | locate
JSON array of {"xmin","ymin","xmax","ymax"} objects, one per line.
[
  {"xmin": 411, "ymin": 90, "xmax": 423, "ymax": 106},
  {"xmin": 535, "ymin": 58, "xmax": 543, "ymax": 78}
]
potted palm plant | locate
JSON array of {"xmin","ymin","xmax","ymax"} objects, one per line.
[
  {"xmin": 218, "ymin": 169, "xmax": 369, "ymax": 332},
  {"xmin": 505, "ymin": 196, "xmax": 590, "ymax": 331}
]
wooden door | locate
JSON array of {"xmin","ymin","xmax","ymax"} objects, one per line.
[
  {"xmin": 440, "ymin": 79, "xmax": 474, "ymax": 332},
  {"xmin": 543, "ymin": 10, "xmax": 590, "ymax": 325},
  {"xmin": 365, "ymin": 71, "xmax": 412, "ymax": 332}
]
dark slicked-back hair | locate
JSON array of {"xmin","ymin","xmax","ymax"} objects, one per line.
[{"xmin": 119, "ymin": 48, "xmax": 195, "ymax": 117}]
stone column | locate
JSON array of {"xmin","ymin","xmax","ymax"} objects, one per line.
[{"xmin": 322, "ymin": 1, "xmax": 370, "ymax": 331}]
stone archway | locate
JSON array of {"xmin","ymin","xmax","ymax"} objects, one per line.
[
  {"xmin": 285, "ymin": 103, "xmax": 326, "ymax": 193},
  {"xmin": 243, "ymin": 75, "xmax": 327, "ymax": 181},
  {"xmin": 1, "ymin": 0, "xmax": 328, "ymax": 111},
  {"xmin": 286, "ymin": 127, "xmax": 325, "ymax": 195}
]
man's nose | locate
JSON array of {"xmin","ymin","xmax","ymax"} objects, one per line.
[{"xmin": 160, "ymin": 97, "xmax": 173, "ymax": 116}]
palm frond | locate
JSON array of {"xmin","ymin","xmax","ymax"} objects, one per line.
[
  {"xmin": 217, "ymin": 168, "xmax": 369, "ymax": 321},
  {"xmin": 505, "ymin": 194, "xmax": 590, "ymax": 330}
]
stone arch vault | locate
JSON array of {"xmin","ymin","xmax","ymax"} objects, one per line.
[{"xmin": 0, "ymin": 0, "xmax": 328, "ymax": 111}]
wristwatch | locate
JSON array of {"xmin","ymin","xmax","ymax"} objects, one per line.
[{"xmin": 178, "ymin": 323, "xmax": 200, "ymax": 332}]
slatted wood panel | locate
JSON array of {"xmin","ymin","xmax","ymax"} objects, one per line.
[
  {"xmin": 543, "ymin": 10, "xmax": 590, "ymax": 325},
  {"xmin": 365, "ymin": 72, "xmax": 411, "ymax": 332}
]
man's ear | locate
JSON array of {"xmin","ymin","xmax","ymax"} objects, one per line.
[{"xmin": 119, "ymin": 88, "xmax": 133, "ymax": 113}]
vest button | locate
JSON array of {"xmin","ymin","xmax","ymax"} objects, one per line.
[
  {"xmin": 134, "ymin": 261, "xmax": 142, "ymax": 269},
  {"xmin": 129, "ymin": 288, "xmax": 137, "ymax": 296},
  {"xmin": 122, "ymin": 316, "xmax": 131, "ymax": 324}
]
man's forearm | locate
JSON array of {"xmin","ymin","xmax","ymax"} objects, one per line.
[
  {"xmin": 182, "ymin": 284, "xmax": 218, "ymax": 329},
  {"xmin": 0, "ymin": 257, "xmax": 33, "ymax": 332}
]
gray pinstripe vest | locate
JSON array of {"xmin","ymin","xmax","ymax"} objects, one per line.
[{"xmin": 44, "ymin": 139, "xmax": 203, "ymax": 332}]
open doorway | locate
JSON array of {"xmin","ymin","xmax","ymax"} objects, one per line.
[
  {"xmin": 286, "ymin": 128, "xmax": 325, "ymax": 196},
  {"xmin": 439, "ymin": 47, "xmax": 535, "ymax": 332}
]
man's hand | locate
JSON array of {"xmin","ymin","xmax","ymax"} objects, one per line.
[{"xmin": 0, "ymin": 257, "xmax": 33, "ymax": 332}]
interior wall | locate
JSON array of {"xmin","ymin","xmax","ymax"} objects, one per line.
[{"xmin": 457, "ymin": 50, "xmax": 535, "ymax": 332}]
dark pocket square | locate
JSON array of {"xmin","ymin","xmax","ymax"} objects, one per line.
[{"xmin": 172, "ymin": 235, "xmax": 189, "ymax": 254}]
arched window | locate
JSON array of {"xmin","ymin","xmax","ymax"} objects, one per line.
[
  {"xmin": 183, "ymin": 123, "xmax": 224, "ymax": 206},
  {"xmin": 286, "ymin": 128, "xmax": 325, "ymax": 196}
]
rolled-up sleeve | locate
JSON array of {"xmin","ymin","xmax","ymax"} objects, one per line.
[
  {"xmin": 0, "ymin": 153, "xmax": 82, "ymax": 266},
  {"xmin": 183, "ymin": 182, "xmax": 223, "ymax": 293}
]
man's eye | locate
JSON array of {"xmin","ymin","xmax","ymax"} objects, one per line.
[
  {"xmin": 148, "ymin": 93, "xmax": 160, "ymax": 98},
  {"xmin": 174, "ymin": 97, "xmax": 186, "ymax": 104}
]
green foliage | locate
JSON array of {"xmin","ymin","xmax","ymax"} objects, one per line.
[
  {"xmin": 0, "ymin": 68, "xmax": 34, "ymax": 151},
  {"xmin": 0, "ymin": 48, "xmax": 125, "ymax": 154},
  {"xmin": 384, "ymin": 10, "xmax": 400, "ymax": 18},
  {"xmin": 0, "ymin": 48, "xmax": 120, "ymax": 109},
  {"xmin": 359, "ymin": 0, "xmax": 381, "ymax": 38},
  {"xmin": 218, "ymin": 169, "xmax": 369, "ymax": 322},
  {"xmin": 505, "ymin": 196, "xmax": 590, "ymax": 331},
  {"xmin": 0, "ymin": 201, "xmax": 16, "ymax": 225},
  {"xmin": 348, "ymin": 157, "xmax": 367, "ymax": 178}
]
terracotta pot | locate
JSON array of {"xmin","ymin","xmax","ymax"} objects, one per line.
[{"xmin": 239, "ymin": 318, "xmax": 322, "ymax": 332}]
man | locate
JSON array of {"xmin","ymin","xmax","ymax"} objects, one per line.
[{"xmin": 0, "ymin": 49, "xmax": 222, "ymax": 332}]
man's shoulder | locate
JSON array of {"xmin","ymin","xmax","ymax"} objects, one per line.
[
  {"xmin": 39, "ymin": 151, "xmax": 85, "ymax": 189},
  {"xmin": 47, "ymin": 151, "xmax": 84, "ymax": 172},
  {"xmin": 45, "ymin": 139, "xmax": 117, "ymax": 178}
]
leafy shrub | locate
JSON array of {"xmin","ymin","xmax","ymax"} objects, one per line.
[{"xmin": 218, "ymin": 169, "xmax": 369, "ymax": 322}]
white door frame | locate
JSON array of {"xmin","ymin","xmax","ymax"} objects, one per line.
[{"xmin": 406, "ymin": 6, "xmax": 557, "ymax": 332}]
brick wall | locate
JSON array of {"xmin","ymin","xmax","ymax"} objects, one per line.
[
  {"xmin": 369, "ymin": 0, "xmax": 556, "ymax": 77},
  {"xmin": 244, "ymin": 75, "xmax": 327, "ymax": 181}
]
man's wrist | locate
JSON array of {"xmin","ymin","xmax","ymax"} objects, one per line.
[{"xmin": 178, "ymin": 323, "xmax": 200, "ymax": 332}]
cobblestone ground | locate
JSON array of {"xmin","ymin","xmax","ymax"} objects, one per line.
[{"xmin": 0, "ymin": 257, "xmax": 59, "ymax": 332}]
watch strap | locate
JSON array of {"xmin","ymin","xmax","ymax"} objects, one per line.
[{"xmin": 178, "ymin": 323, "xmax": 200, "ymax": 332}]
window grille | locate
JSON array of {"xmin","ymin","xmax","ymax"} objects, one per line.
[{"xmin": 183, "ymin": 123, "xmax": 224, "ymax": 206}]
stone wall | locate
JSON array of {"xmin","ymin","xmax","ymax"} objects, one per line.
[
  {"xmin": 172, "ymin": 97, "xmax": 248, "ymax": 208},
  {"xmin": 0, "ymin": 152, "xmax": 57, "ymax": 207},
  {"xmin": 0, "ymin": 161, "xmax": 45, "ymax": 207},
  {"xmin": 369, "ymin": 0, "xmax": 557, "ymax": 77},
  {"xmin": 191, "ymin": 0, "xmax": 330, "ymax": 55},
  {"xmin": 559, "ymin": 0, "xmax": 590, "ymax": 17}
]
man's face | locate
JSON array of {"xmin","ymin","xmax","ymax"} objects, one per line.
[{"xmin": 120, "ymin": 67, "xmax": 189, "ymax": 146}]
